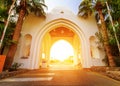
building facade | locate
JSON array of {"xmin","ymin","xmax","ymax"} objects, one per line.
[{"xmin": 13, "ymin": 8, "xmax": 106, "ymax": 69}]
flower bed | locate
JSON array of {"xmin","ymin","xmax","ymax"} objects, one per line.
[{"xmin": 106, "ymin": 71, "xmax": 120, "ymax": 81}]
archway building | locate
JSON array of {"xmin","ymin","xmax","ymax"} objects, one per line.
[{"xmin": 14, "ymin": 8, "xmax": 106, "ymax": 69}]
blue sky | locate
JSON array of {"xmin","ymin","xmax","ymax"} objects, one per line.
[{"xmin": 45, "ymin": 0, "xmax": 82, "ymax": 14}]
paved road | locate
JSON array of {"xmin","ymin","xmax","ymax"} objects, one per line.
[{"xmin": 0, "ymin": 66, "xmax": 120, "ymax": 86}]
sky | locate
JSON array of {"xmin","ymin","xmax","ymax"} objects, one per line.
[{"xmin": 45, "ymin": 0, "xmax": 82, "ymax": 14}]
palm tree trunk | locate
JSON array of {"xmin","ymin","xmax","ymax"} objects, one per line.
[
  {"xmin": 98, "ymin": 9, "xmax": 116, "ymax": 67},
  {"xmin": 4, "ymin": 0, "xmax": 26, "ymax": 70},
  {"xmin": 106, "ymin": 2, "xmax": 120, "ymax": 54}
]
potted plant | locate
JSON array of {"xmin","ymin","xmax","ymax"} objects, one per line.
[{"xmin": 0, "ymin": 55, "xmax": 6, "ymax": 73}]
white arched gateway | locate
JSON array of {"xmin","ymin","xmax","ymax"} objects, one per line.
[
  {"xmin": 14, "ymin": 8, "xmax": 106, "ymax": 69},
  {"xmin": 32, "ymin": 18, "xmax": 91, "ymax": 69}
]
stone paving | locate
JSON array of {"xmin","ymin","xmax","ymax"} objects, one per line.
[{"xmin": 0, "ymin": 65, "xmax": 120, "ymax": 86}]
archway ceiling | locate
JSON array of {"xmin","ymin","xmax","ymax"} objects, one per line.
[{"xmin": 49, "ymin": 27, "xmax": 74, "ymax": 37}]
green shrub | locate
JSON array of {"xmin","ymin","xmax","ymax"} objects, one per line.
[{"xmin": 9, "ymin": 62, "xmax": 23, "ymax": 71}]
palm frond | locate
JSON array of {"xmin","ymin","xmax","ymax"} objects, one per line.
[
  {"xmin": 78, "ymin": 0, "xmax": 93, "ymax": 18},
  {"xmin": 27, "ymin": 0, "xmax": 47, "ymax": 16}
]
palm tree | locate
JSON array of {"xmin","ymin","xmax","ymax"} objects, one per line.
[
  {"xmin": 0, "ymin": 0, "xmax": 16, "ymax": 54},
  {"xmin": 105, "ymin": 2, "xmax": 120, "ymax": 54},
  {"xmin": 78, "ymin": 0, "xmax": 116, "ymax": 67},
  {"xmin": 4, "ymin": 0, "xmax": 47, "ymax": 70},
  {"xmin": 107, "ymin": 0, "xmax": 120, "ymax": 55},
  {"xmin": 0, "ymin": 0, "xmax": 16, "ymax": 50}
]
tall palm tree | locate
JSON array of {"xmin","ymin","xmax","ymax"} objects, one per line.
[
  {"xmin": 107, "ymin": 0, "xmax": 120, "ymax": 55},
  {"xmin": 0, "ymin": 0, "xmax": 16, "ymax": 50},
  {"xmin": 0, "ymin": 0, "xmax": 8, "ymax": 53},
  {"xmin": 0, "ymin": 0, "xmax": 16, "ymax": 55},
  {"xmin": 78, "ymin": 0, "xmax": 116, "ymax": 67},
  {"xmin": 105, "ymin": 2, "xmax": 120, "ymax": 54},
  {"xmin": 4, "ymin": 0, "xmax": 47, "ymax": 70}
]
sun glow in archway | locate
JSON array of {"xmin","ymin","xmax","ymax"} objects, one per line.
[{"xmin": 50, "ymin": 40, "xmax": 74, "ymax": 61}]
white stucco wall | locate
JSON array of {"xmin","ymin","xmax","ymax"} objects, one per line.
[{"xmin": 13, "ymin": 7, "xmax": 104, "ymax": 69}]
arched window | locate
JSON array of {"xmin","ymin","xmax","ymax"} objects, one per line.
[
  {"xmin": 22, "ymin": 34, "xmax": 32, "ymax": 59},
  {"xmin": 89, "ymin": 36, "xmax": 100, "ymax": 59}
]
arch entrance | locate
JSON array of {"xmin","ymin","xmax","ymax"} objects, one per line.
[
  {"xmin": 41, "ymin": 28, "xmax": 81, "ymax": 68},
  {"xmin": 31, "ymin": 19, "xmax": 91, "ymax": 69}
]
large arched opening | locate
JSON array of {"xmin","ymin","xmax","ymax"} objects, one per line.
[{"xmin": 30, "ymin": 18, "xmax": 91, "ymax": 69}]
